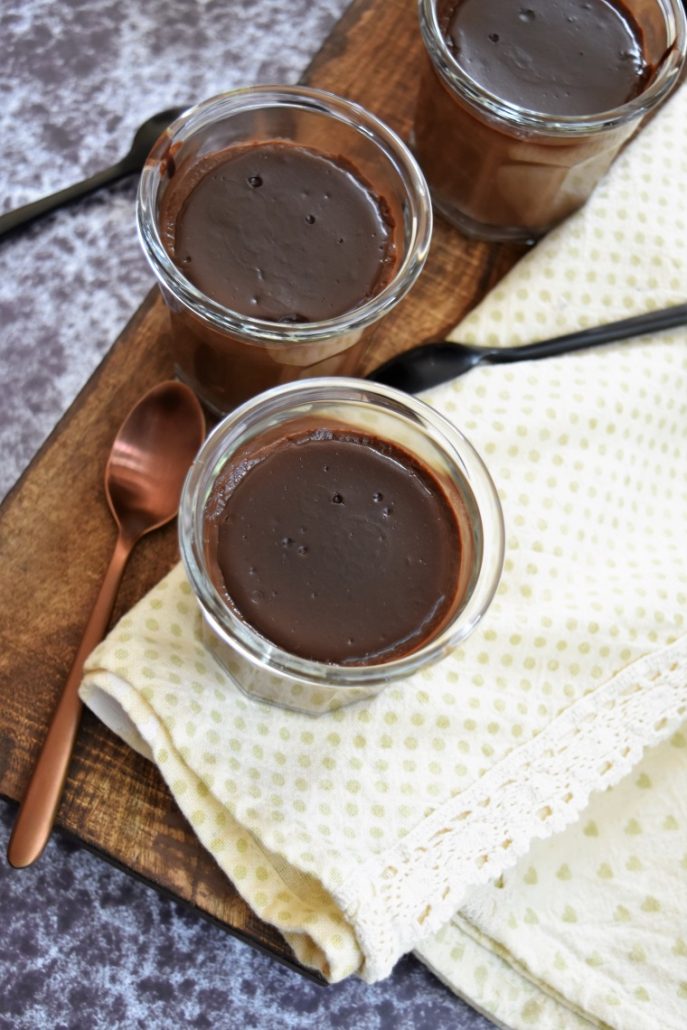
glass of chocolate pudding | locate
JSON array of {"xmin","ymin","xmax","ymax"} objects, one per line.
[
  {"xmin": 413, "ymin": 0, "xmax": 686, "ymax": 241},
  {"xmin": 179, "ymin": 378, "xmax": 504, "ymax": 715},
  {"xmin": 137, "ymin": 87, "xmax": 432, "ymax": 414}
]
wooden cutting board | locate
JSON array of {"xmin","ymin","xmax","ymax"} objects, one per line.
[{"xmin": 0, "ymin": 0, "xmax": 523, "ymax": 978}]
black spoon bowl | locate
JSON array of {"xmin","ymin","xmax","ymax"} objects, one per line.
[
  {"xmin": 369, "ymin": 302, "xmax": 687, "ymax": 393},
  {"xmin": 0, "ymin": 106, "xmax": 186, "ymax": 241}
]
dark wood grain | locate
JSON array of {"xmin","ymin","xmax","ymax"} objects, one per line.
[{"xmin": 0, "ymin": 0, "xmax": 523, "ymax": 975}]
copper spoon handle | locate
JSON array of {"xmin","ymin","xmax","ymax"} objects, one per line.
[{"xmin": 7, "ymin": 531, "xmax": 135, "ymax": 868}]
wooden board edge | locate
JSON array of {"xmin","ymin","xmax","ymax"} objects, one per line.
[
  {"xmin": 300, "ymin": 0, "xmax": 376, "ymax": 86},
  {"xmin": 0, "ymin": 794, "xmax": 327, "ymax": 986}
]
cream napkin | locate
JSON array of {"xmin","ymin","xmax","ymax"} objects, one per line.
[
  {"xmin": 409, "ymin": 82, "xmax": 687, "ymax": 1029},
  {"xmin": 81, "ymin": 82, "xmax": 687, "ymax": 1019},
  {"xmin": 418, "ymin": 728, "xmax": 687, "ymax": 1029}
]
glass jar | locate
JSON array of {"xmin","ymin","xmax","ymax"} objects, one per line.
[
  {"xmin": 179, "ymin": 378, "xmax": 504, "ymax": 715},
  {"xmin": 137, "ymin": 86, "xmax": 432, "ymax": 414},
  {"xmin": 412, "ymin": 0, "xmax": 686, "ymax": 242}
]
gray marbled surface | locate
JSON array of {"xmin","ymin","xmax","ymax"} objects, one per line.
[
  {"xmin": 0, "ymin": 804, "xmax": 494, "ymax": 1030},
  {"xmin": 0, "ymin": 1, "xmax": 494, "ymax": 1027},
  {"xmin": 0, "ymin": 0, "xmax": 350, "ymax": 499}
]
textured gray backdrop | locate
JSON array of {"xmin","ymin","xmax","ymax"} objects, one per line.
[{"xmin": 0, "ymin": 1, "xmax": 494, "ymax": 1027}]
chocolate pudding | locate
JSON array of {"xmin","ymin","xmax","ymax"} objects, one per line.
[
  {"xmin": 443, "ymin": 0, "xmax": 650, "ymax": 117},
  {"xmin": 139, "ymin": 89, "xmax": 432, "ymax": 416},
  {"xmin": 205, "ymin": 427, "xmax": 465, "ymax": 665},
  {"xmin": 412, "ymin": 0, "xmax": 679, "ymax": 239},
  {"xmin": 160, "ymin": 142, "xmax": 397, "ymax": 322}
]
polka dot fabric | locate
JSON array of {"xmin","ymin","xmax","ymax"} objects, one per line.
[
  {"xmin": 82, "ymin": 80, "xmax": 687, "ymax": 1010},
  {"xmin": 418, "ymin": 729, "xmax": 687, "ymax": 1030}
]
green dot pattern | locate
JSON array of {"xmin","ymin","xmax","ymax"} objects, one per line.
[
  {"xmin": 80, "ymin": 78, "xmax": 687, "ymax": 1012},
  {"xmin": 418, "ymin": 727, "xmax": 687, "ymax": 1030},
  {"xmin": 416, "ymin": 84, "xmax": 687, "ymax": 1029}
]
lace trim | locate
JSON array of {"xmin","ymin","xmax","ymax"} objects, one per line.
[{"xmin": 335, "ymin": 636, "xmax": 687, "ymax": 982}]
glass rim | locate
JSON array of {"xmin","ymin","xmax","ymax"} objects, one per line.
[
  {"xmin": 137, "ymin": 85, "xmax": 432, "ymax": 345},
  {"xmin": 179, "ymin": 377, "xmax": 505, "ymax": 690},
  {"xmin": 419, "ymin": 0, "xmax": 687, "ymax": 136}
]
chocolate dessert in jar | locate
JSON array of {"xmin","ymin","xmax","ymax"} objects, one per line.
[
  {"xmin": 137, "ymin": 87, "xmax": 432, "ymax": 414},
  {"xmin": 412, "ymin": 0, "xmax": 686, "ymax": 241},
  {"xmin": 179, "ymin": 378, "xmax": 504, "ymax": 714}
]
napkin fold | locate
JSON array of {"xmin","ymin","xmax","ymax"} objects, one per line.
[
  {"xmin": 81, "ymin": 83, "xmax": 687, "ymax": 1022},
  {"xmin": 417, "ymin": 728, "xmax": 687, "ymax": 1030}
]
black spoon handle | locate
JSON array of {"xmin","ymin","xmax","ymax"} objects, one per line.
[
  {"xmin": 0, "ymin": 158, "xmax": 133, "ymax": 241},
  {"xmin": 483, "ymin": 302, "xmax": 687, "ymax": 364}
]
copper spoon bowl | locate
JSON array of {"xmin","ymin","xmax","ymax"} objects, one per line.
[{"xmin": 7, "ymin": 380, "xmax": 205, "ymax": 868}]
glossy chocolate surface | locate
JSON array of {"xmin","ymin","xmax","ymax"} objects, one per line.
[
  {"xmin": 206, "ymin": 429, "xmax": 462, "ymax": 664},
  {"xmin": 413, "ymin": 0, "xmax": 664, "ymax": 238},
  {"xmin": 161, "ymin": 142, "xmax": 396, "ymax": 321},
  {"xmin": 443, "ymin": 0, "xmax": 649, "ymax": 116}
]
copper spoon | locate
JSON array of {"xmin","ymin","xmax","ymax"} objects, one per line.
[{"xmin": 7, "ymin": 381, "xmax": 205, "ymax": 868}]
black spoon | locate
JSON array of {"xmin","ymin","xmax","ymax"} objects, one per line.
[
  {"xmin": 0, "ymin": 107, "xmax": 185, "ymax": 241},
  {"xmin": 369, "ymin": 302, "xmax": 687, "ymax": 393}
]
